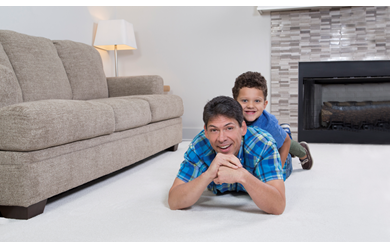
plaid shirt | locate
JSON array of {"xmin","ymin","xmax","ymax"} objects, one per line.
[{"xmin": 177, "ymin": 127, "xmax": 283, "ymax": 194}]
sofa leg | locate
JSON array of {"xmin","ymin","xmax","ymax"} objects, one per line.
[
  {"xmin": 0, "ymin": 199, "xmax": 47, "ymax": 220},
  {"xmin": 167, "ymin": 144, "xmax": 179, "ymax": 152}
]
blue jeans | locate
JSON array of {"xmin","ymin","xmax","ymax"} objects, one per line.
[
  {"xmin": 284, "ymin": 153, "xmax": 293, "ymax": 180},
  {"xmin": 280, "ymin": 123, "xmax": 293, "ymax": 180}
]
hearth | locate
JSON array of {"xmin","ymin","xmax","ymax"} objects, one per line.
[{"xmin": 298, "ymin": 61, "xmax": 390, "ymax": 144}]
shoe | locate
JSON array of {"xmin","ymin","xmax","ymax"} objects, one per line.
[
  {"xmin": 299, "ymin": 141, "xmax": 313, "ymax": 170},
  {"xmin": 280, "ymin": 123, "xmax": 292, "ymax": 139}
]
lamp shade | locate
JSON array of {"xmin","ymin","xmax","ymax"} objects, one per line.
[{"xmin": 94, "ymin": 19, "xmax": 137, "ymax": 51}]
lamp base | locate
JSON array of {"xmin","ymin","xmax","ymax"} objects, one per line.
[{"xmin": 114, "ymin": 45, "xmax": 118, "ymax": 77}]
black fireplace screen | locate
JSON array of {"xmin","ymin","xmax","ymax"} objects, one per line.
[
  {"xmin": 298, "ymin": 61, "xmax": 390, "ymax": 144},
  {"xmin": 320, "ymin": 100, "xmax": 390, "ymax": 131}
]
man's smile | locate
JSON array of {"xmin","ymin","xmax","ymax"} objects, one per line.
[{"xmin": 217, "ymin": 143, "xmax": 232, "ymax": 153}]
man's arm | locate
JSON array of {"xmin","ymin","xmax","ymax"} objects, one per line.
[
  {"xmin": 279, "ymin": 134, "xmax": 291, "ymax": 167},
  {"xmin": 238, "ymin": 170, "xmax": 285, "ymax": 215},
  {"xmin": 168, "ymin": 153, "xmax": 242, "ymax": 210},
  {"xmin": 214, "ymin": 167, "xmax": 286, "ymax": 215},
  {"xmin": 168, "ymin": 175, "xmax": 213, "ymax": 210}
]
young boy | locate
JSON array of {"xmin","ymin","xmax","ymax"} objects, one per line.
[{"xmin": 232, "ymin": 71, "xmax": 313, "ymax": 171}]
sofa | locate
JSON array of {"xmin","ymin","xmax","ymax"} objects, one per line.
[{"xmin": 0, "ymin": 30, "xmax": 184, "ymax": 219}]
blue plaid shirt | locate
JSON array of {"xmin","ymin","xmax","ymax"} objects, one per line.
[{"xmin": 177, "ymin": 127, "xmax": 283, "ymax": 194}]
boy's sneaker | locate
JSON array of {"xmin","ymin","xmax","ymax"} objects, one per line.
[
  {"xmin": 280, "ymin": 123, "xmax": 292, "ymax": 139},
  {"xmin": 299, "ymin": 142, "xmax": 313, "ymax": 170}
]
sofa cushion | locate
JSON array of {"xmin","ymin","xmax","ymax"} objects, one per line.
[
  {"xmin": 0, "ymin": 30, "xmax": 72, "ymax": 102},
  {"xmin": 107, "ymin": 75, "xmax": 164, "ymax": 97},
  {"xmin": 0, "ymin": 100, "xmax": 115, "ymax": 151},
  {"xmin": 53, "ymin": 40, "xmax": 109, "ymax": 100},
  {"xmin": 89, "ymin": 97, "xmax": 152, "ymax": 132},
  {"xmin": 122, "ymin": 95, "xmax": 184, "ymax": 123}
]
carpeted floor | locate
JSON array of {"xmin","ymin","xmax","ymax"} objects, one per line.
[{"xmin": 1, "ymin": 140, "xmax": 389, "ymax": 242}]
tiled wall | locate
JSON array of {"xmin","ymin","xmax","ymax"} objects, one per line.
[{"xmin": 270, "ymin": 6, "xmax": 390, "ymax": 139}]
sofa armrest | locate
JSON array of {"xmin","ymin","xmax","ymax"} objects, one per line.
[{"xmin": 107, "ymin": 75, "xmax": 164, "ymax": 97}]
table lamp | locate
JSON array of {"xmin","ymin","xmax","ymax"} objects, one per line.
[{"xmin": 94, "ymin": 19, "xmax": 137, "ymax": 77}]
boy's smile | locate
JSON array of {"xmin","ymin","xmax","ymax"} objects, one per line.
[{"xmin": 236, "ymin": 87, "xmax": 268, "ymax": 122}]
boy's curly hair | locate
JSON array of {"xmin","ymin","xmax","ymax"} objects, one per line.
[{"xmin": 232, "ymin": 71, "xmax": 268, "ymax": 100}]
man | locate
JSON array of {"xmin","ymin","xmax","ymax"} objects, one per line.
[{"xmin": 168, "ymin": 96, "xmax": 286, "ymax": 215}]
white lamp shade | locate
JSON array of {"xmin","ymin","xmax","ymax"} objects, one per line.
[{"xmin": 94, "ymin": 19, "xmax": 137, "ymax": 51}]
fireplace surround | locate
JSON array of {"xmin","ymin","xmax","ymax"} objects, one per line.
[
  {"xmin": 298, "ymin": 60, "xmax": 390, "ymax": 144},
  {"xmin": 270, "ymin": 6, "xmax": 390, "ymax": 142}
]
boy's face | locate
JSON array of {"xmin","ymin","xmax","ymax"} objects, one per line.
[
  {"xmin": 236, "ymin": 87, "xmax": 268, "ymax": 122},
  {"xmin": 204, "ymin": 115, "xmax": 247, "ymax": 156}
]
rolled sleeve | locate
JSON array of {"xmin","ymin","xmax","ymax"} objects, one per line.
[{"xmin": 177, "ymin": 145, "xmax": 204, "ymax": 183}]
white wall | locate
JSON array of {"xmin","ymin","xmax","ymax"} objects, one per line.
[
  {"xmin": 114, "ymin": 7, "xmax": 271, "ymax": 139},
  {"xmin": 0, "ymin": 6, "xmax": 118, "ymax": 76},
  {"xmin": 0, "ymin": 6, "xmax": 271, "ymax": 140}
]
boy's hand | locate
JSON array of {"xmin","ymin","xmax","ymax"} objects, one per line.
[{"xmin": 204, "ymin": 153, "xmax": 242, "ymax": 181}]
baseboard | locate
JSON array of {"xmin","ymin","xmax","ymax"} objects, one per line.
[{"xmin": 183, "ymin": 127, "xmax": 203, "ymax": 140}]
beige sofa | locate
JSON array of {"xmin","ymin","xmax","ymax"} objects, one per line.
[{"xmin": 0, "ymin": 30, "xmax": 184, "ymax": 219}]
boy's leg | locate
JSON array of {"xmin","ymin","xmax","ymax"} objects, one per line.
[
  {"xmin": 280, "ymin": 123, "xmax": 313, "ymax": 170},
  {"xmin": 280, "ymin": 123, "xmax": 302, "ymax": 157},
  {"xmin": 290, "ymin": 140, "xmax": 306, "ymax": 158}
]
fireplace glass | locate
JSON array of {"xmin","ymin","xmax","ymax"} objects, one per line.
[{"xmin": 298, "ymin": 61, "xmax": 390, "ymax": 144}]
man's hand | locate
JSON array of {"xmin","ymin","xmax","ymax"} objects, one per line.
[
  {"xmin": 214, "ymin": 166, "xmax": 246, "ymax": 185},
  {"xmin": 204, "ymin": 153, "xmax": 242, "ymax": 181}
]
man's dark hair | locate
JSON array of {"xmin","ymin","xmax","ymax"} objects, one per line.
[
  {"xmin": 232, "ymin": 71, "xmax": 268, "ymax": 100},
  {"xmin": 203, "ymin": 96, "xmax": 244, "ymax": 128}
]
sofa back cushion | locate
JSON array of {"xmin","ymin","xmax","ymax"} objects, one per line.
[
  {"xmin": 0, "ymin": 30, "xmax": 72, "ymax": 102},
  {"xmin": 0, "ymin": 41, "xmax": 23, "ymax": 108},
  {"xmin": 54, "ymin": 40, "xmax": 108, "ymax": 100}
]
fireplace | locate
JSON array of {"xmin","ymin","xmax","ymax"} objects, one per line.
[{"xmin": 298, "ymin": 61, "xmax": 390, "ymax": 144}]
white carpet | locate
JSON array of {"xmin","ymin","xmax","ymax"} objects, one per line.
[{"xmin": 1, "ymin": 140, "xmax": 389, "ymax": 242}]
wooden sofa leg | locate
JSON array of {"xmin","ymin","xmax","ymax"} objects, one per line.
[
  {"xmin": 167, "ymin": 144, "xmax": 179, "ymax": 152},
  {"xmin": 0, "ymin": 199, "xmax": 47, "ymax": 220}
]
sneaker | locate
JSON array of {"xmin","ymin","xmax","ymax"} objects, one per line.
[
  {"xmin": 299, "ymin": 141, "xmax": 313, "ymax": 170},
  {"xmin": 280, "ymin": 123, "xmax": 292, "ymax": 139}
]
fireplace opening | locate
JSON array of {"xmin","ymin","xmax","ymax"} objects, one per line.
[{"xmin": 298, "ymin": 61, "xmax": 390, "ymax": 144}]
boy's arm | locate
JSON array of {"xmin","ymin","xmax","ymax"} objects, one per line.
[{"xmin": 279, "ymin": 134, "xmax": 291, "ymax": 167}]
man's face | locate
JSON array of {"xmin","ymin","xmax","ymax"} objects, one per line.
[
  {"xmin": 204, "ymin": 115, "xmax": 247, "ymax": 156},
  {"xmin": 236, "ymin": 87, "xmax": 268, "ymax": 122}
]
